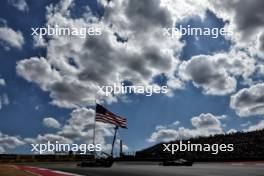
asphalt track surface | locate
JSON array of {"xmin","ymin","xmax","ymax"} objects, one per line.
[{"xmin": 24, "ymin": 162, "xmax": 264, "ymax": 176}]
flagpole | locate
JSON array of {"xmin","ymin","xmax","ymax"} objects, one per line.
[
  {"xmin": 111, "ymin": 125, "xmax": 118, "ymax": 157},
  {"xmin": 92, "ymin": 100, "xmax": 97, "ymax": 157}
]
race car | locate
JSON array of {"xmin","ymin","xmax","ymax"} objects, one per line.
[
  {"xmin": 159, "ymin": 158, "xmax": 193, "ymax": 166},
  {"xmin": 77, "ymin": 152, "xmax": 114, "ymax": 167}
]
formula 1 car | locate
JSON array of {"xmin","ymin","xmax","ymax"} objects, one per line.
[
  {"xmin": 159, "ymin": 159, "xmax": 193, "ymax": 166},
  {"xmin": 77, "ymin": 153, "xmax": 114, "ymax": 167}
]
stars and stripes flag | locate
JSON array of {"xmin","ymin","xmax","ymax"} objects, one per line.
[{"xmin": 95, "ymin": 104, "xmax": 127, "ymax": 129}]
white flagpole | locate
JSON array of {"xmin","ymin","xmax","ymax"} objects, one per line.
[
  {"xmin": 111, "ymin": 125, "xmax": 118, "ymax": 157},
  {"xmin": 92, "ymin": 100, "xmax": 97, "ymax": 157}
]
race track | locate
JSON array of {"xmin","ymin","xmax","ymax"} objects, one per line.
[{"xmin": 24, "ymin": 162, "xmax": 264, "ymax": 176}]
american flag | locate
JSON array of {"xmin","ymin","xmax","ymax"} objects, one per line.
[{"xmin": 95, "ymin": 104, "xmax": 127, "ymax": 129}]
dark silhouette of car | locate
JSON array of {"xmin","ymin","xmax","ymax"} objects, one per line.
[
  {"xmin": 77, "ymin": 157, "xmax": 114, "ymax": 167},
  {"xmin": 77, "ymin": 152, "xmax": 114, "ymax": 167},
  {"xmin": 160, "ymin": 159, "xmax": 193, "ymax": 166}
]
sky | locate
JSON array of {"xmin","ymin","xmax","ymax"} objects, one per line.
[{"xmin": 0, "ymin": 0, "xmax": 264, "ymax": 154}]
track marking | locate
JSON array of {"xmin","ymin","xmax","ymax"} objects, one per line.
[
  {"xmin": 255, "ymin": 163, "xmax": 264, "ymax": 166},
  {"xmin": 229, "ymin": 162, "xmax": 264, "ymax": 166},
  {"xmin": 16, "ymin": 165, "xmax": 84, "ymax": 176},
  {"xmin": 231, "ymin": 163, "xmax": 244, "ymax": 166},
  {"xmin": 53, "ymin": 171, "xmax": 83, "ymax": 176},
  {"xmin": 24, "ymin": 170, "xmax": 42, "ymax": 176},
  {"xmin": 9, "ymin": 165, "xmax": 20, "ymax": 169}
]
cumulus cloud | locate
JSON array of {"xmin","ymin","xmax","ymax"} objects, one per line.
[
  {"xmin": 209, "ymin": 0, "xmax": 264, "ymax": 39},
  {"xmin": 58, "ymin": 108, "xmax": 115, "ymax": 149},
  {"xmin": 0, "ymin": 79, "xmax": 6, "ymax": 86},
  {"xmin": 227, "ymin": 129, "xmax": 237, "ymax": 134},
  {"xmin": 148, "ymin": 113, "xmax": 225, "ymax": 143},
  {"xmin": 245, "ymin": 120, "xmax": 264, "ymax": 132},
  {"xmin": 8, "ymin": 0, "xmax": 28, "ymax": 12},
  {"xmin": 32, "ymin": 35, "xmax": 47, "ymax": 48},
  {"xmin": 230, "ymin": 83, "xmax": 264, "ymax": 117},
  {"xmin": 16, "ymin": 57, "xmax": 61, "ymax": 90},
  {"xmin": 256, "ymin": 32, "xmax": 264, "ymax": 58},
  {"xmin": 160, "ymin": 0, "xmax": 208, "ymax": 22},
  {"xmin": 58, "ymin": 108, "xmax": 98, "ymax": 141},
  {"xmin": 0, "ymin": 146, "xmax": 5, "ymax": 154},
  {"xmin": 43, "ymin": 117, "xmax": 61, "ymax": 129},
  {"xmin": 208, "ymin": 0, "xmax": 264, "ymax": 59},
  {"xmin": 172, "ymin": 121, "xmax": 180, "ymax": 127},
  {"xmin": 240, "ymin": 121, "xmax": 252, "ymax": 127},
  {"xmin": 0, "ymin": 26, "xmax": 24, "ymax": 50},
  {"xmin": 0, "ymin": 94, "xmax": 9, "ymax": 110},
  {"xmin": 155, "ymin": 120, "xmax": 180, "ymax": 131},
  {"xmin": 0, "ymin": 132, "xmax": 25, "ymax": 153},
  {"xmin": 179, "ymin": 51, "xmax": 255, "ymax": 95},
  {"xmin": 180, "ymin": 55, "xmax": 235, "ymax": 95},
  {"xmin": 0, "ymin": 79, "xmax": 8, "ymax": 110},
  {"xmin": 26, "ymin": 108, "xmax": 117, "ymax": 152},
  {"xmin": 148, "ymin": 129, "xmax": 179, "ymax": 143},
  {"xmin": 101, "ymin": 0, "xmax": 208, "ymax": 28},
  {"xmin": 191, "ymin": 113, "xmax": 225, "ymax": 128},
  {"xmin": 24, "ymin": 133, "xmax": 72, "ymax": 145}
]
